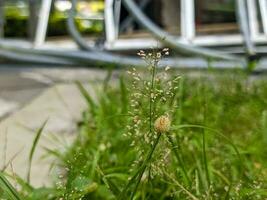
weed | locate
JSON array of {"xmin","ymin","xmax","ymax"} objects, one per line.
[{"xmin": 0, "ymin": 49, "xmax": 267, "ymax": 199}]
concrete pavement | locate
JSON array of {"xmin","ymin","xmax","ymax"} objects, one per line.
[
  {"xmin": 0, "ymin": 65, "xmax": 109, "ymax": 120},
  {"xmin": 0, "ymin": 65, "xmax": 111, "ymax": 186}
]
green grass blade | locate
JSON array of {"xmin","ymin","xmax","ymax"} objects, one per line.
[
  {"xmin": 96, "ymin": 166, "xmax": 120, "ymax": 198},
  {"xmin": 119, "ymin": 76, "xmax": 128, "ymax": 114},
  {"xmin": 172, "ymin": 124, "xmax": 242, "ymax": 162},
  {"xmin": 76, "ymin": 81, "xmax": 97, "ymax": 116},
  {"xmin": 103, "ymin": 67, "xmax": 113, "ymax": 91},
  {"xmin": 164, "ymin": 172, "xmax": 199, "ymax": 200},
  {"xmin": 90, "ymin": 150, "xmax": 100, "ymax": 179},
  {"xmin": 124, "ymin": 133, "xmax": 162, "ymax": 200},
  {"xmin": 166, "ymin": 134, "xmax": 190, "ymax": 186},
  {"xmin": 177, "ymin": 76, "xmax": 184, "ymax": 124},
  {"xmin": 224, "ymin": 183, "xmax": 232, "ymax": 200},
  {"xmin": 260, "ymin": 110, "xmax": 267, "ymax": 144},
  {"xmin": 0, "ymin": 172, "xmax": 22, "ymax": 200},
  {"xmin": 202, "ymin": 130, "xmax": 210, "ymax": 188},
  {"xmin": 118, "ymin": 163, "xmax": 144, "ymax": 200},
  {"xmin": 27, "ymin": 119, "xmax": 48, "ymax": 183},
  {"xmin": 5, "ymin": 173, "xmax": 34, "ymax": 194}
]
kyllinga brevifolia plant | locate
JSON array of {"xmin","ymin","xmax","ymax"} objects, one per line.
[{"xmin": 1, "ymin": 49, "xmax": 267, "ymax": 199}]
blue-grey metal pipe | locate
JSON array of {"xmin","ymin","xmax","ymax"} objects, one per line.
[
  {"xmin": 0, "ymin": 0, "xmax": 246, "ymax": 69},
  {"xmin": 0, "ymin": 40, "xmax": 245, "ymax": 68},
  {"xmin": 0, "ymin": 48, "xmax": 76, "ymax": 65},
  {"xmin": 120, "ymin": 0, "xmax": 150, "ymax": 32}
]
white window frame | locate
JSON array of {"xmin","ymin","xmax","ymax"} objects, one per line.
[
  {"xmin": 34, "ymin": 0, "xmax": 52, "ymax": 47},
  {"xmin": 104, "ymin": 0, "xmax": 267, "ymax": 50}
]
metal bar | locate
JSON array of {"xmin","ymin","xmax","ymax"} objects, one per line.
[
  {"xmin": 28, "ymin": 0, "xmax": 39, "ymax": 41},
  {"xmin": 247, "ymin": 0, "xmax": 259, "ymax": 39},
  {"xmin": 259, "ymin": 0, "xmax": 267, "ymax": 34},
  {"xmin": 105, "ymin": 0, "xmax": 116, "ymax": 46},
  {"xmin": 236, "ymin": 0, "xmax": 256, "ymax": 56},
  {"xmin": 114, "ymin": 0, "xmax": 121, "ymax": 37},
  {"xmin": 181, "ymin": 0, "xmax": 195, "ymax": 42},
  {"xmin": 193, "ymin": 34, "xmax": 266, "ymax": 46},
  {"xmin": 104, "ymin": 34, "xmax": 267, "ymax": 50},
  {"xmin": 0, "ymin": 39, "xmax": 245, "ymax": 69},
  {"xmin": 67, "ymin": 0, "xmax": 97, "ymax": 50},
  {"xmin": 34, "ymin": 0, "xmax": 52, "ymax": 47},
  {"xmin": 122, "ymin": 0, "xmax": 241, "ymax": 61}
]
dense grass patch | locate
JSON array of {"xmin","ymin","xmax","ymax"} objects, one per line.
[
  {"xmin": 1, "ymin": 53, "xmax": 267, "ymax": 199},
  {"xmin": 60, "ymin": 71, "xmax": 267, "ymax": 200}
]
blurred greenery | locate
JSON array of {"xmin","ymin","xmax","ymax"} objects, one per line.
[
  {"xmin": 1, "ymin": 66, "xmax": 267, "ymax": 199},
  {"xmin": 4, "ymin": 1, "xmax": 104, "ymax": 38}
]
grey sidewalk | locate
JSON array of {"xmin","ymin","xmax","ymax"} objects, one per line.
[
  {"xmin": 0, "ymin": 66, "xmax": 111, "ymax": 186},
  {"xmin": 0, "ymin": 65, "xmax": 109, "ymax": 120},
  {"xmin": 0, "ymin": 83, "xmax": 95, "ymax": 186}
]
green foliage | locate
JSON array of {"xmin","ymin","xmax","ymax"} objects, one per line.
[
  {"xmin": 47, "ymin": 59, "xmax": 266, "ymax": 199},
  {"xmin": 27, "ymin": 120, "xmax": 48, "ymax": 183},
  {"xmin": 4, "ymin": 3, "xmax": 103, "ymax": 37},
  {"xmin": 0, "ymin": 172, "xmax": 22, "ymax": 200},
  {"xmin": 1, "ymin": 50, "xmax": 267, "ymax": 199}
]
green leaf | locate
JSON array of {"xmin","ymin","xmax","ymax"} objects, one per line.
[
  {"xmin": 29, "ymin": 187, "xmax": 62, "ymax": 200},
  {"xmin": 5, "ymin": 173, "xmax": 33, "ymax": 194},
  {"xmin": 27, "ymin": 119, "xmax": 48, "ymax": 183},
  {"xmin": 0, "ymin": 172, "xmax": 22, "ymax": 200},
  {"xmin": 172, "ymin": 124, "xmax": 242, "ymax": 166},
  {"xmin": 76, "ymin": 81, "xmax": 97, "ymax": 116},
  {"xmin": 96, "ymin": 166, "xmax": 120, "ymax": 198},
  {"xmin": 119, "ymin": 76, "xmax": 128, "ymax": 114}
]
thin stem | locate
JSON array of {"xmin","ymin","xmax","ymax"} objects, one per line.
[
  {"xmin": 202, "ymin": 130, "xmax": 210, "ymax": 188},
  {"xmin": 177, "ymin": 76, "xmax": 184, "ymax": 124},
  {"xmin": 123, "ymin": 53, "xmax": 159, "ymax": 200},
  {"xmin": 2, "ymin": 129, "xmax": 8, "ymax": 171},
  {"xmin": 171, "ymin": 124, "xmax": 242, "ymax": 165},
  {"xmin": 149, "ymin": 59, "xmax": 157, "ymax": 132},
  {"xmin": 164, "ymin": 172, "xmax": 199, "ymax": 200},
  {"xmin": 167, "ymin": 135, "xmax": 190, "ymax": 186},
  {"xmin": 202, "ymin": 99, "xmax": 210, "ymax": 188},
  {"xmin": 130, "ymin": 133, "xmax": 162, "ymax": 200}
]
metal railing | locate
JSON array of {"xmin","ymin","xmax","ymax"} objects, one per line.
[
  {"xmin": 1, "ymin": 0, "xmax": 267, "ymax": 70},
  {"xmin": 105, "ymin": 0, "xmax": 267, "ymax": 50},
  {"xmin": 1, "ymin": 0, "xmax": 266, "ymax": 51}
]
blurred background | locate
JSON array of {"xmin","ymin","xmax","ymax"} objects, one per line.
[
  {"xmin": 2, "ymin": 0, "xmax": 260, "ymax": 47},
  {"xmin": 1, "ymin": 0, "xmax": 242, "ymax": 44},
  {"xmin": 3, "ymin": 0, "xmax": 104, "ymax": 38},
  {"xmin": 0, "ymin": 0, "xmax": 244, "ymax": 38}
]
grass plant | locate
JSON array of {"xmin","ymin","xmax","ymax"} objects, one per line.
[{"xmin": 1, "ymin": 49, "xmax": 267, "ymax": 199}]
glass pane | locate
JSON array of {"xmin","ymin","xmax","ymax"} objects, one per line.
[
  {"xmin": 161, "ymin": 0, "xmax": 181, "ymax": 35},
  {"xmin": 195, "ymin": 0, "xmax": 239, "ymax": 35},
  {"xmin": 119, "ymin": 0, "xmax": 181, "ymax": 39}
]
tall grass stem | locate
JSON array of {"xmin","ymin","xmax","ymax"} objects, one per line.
[{"xmin": 130, "ymin": 133, "xmax": 162, "ymax": 200}]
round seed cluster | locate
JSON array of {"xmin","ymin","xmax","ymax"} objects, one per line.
[{"xmin": 154, "ymin": 115, "xmax": 171, "ymax": 133}]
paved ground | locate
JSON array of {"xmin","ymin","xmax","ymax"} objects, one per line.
[
  {"xmin": 0, "ymin": 65, "xmax": 110, "ymax": 120},
  {"xmin": 0, "ymin": 66, "xmax": 48, "ymax": 120},
  {"xmin": 0, "ymin": 65, "xmax": 113, "ymax": 186},
  {"xmin": 0, "ymin": 83, "xmax": 95, "ymax": 186}
]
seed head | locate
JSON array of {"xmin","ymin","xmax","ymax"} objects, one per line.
[{"xmin": 154, "ymin": 115, "xmax": 171, "ymax": 133}]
